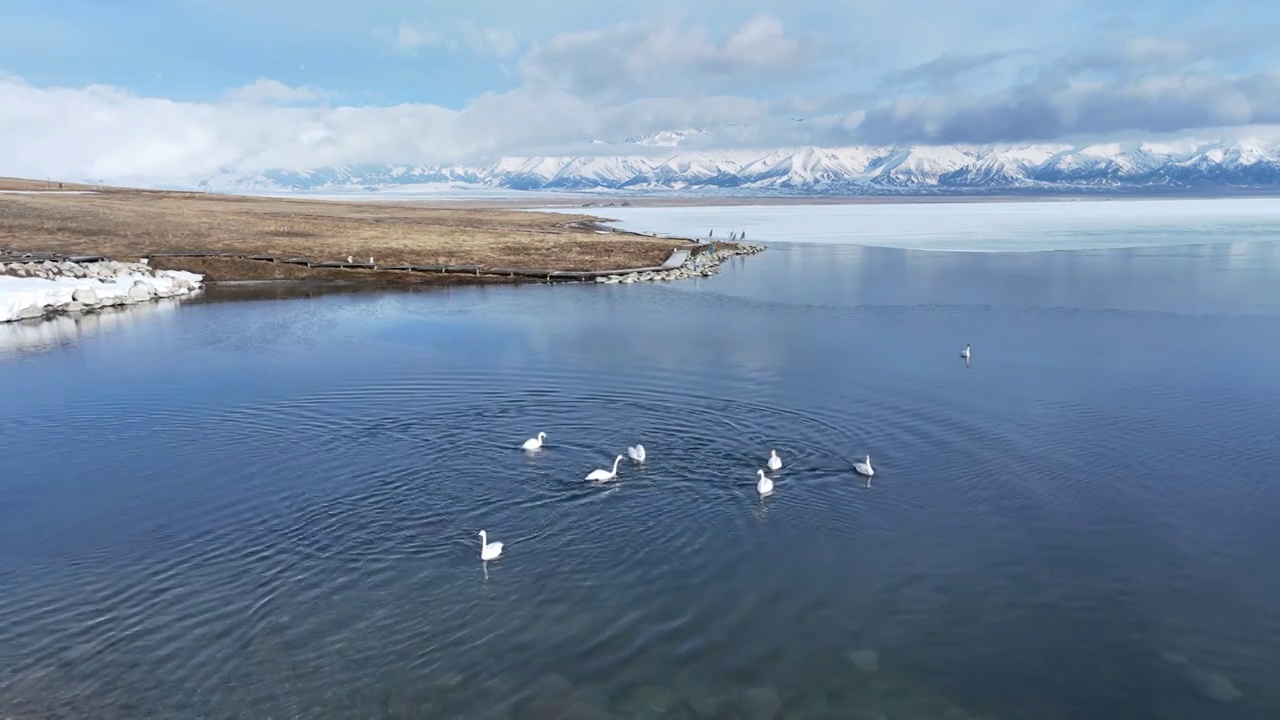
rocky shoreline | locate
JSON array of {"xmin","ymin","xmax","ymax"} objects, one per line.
[
  {"xmin": 0, "ymin": 260, "xmax": 204, "ymax": 323},
  {"xmin": 594, "ymin": 242, "xmax": 766, "ymax": 284},
  {"xmin": 0, "ymin": 241, "xmax": 764, "ymax": 323}
]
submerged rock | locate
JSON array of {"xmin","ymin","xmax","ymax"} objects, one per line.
[
  {"xmin": 1161, "ymin": 652, "xmax": 1242, "ymax": 704},
  {"xmin": 846, "ymin": 648, "xmax": 880, "ymax": 674},
  {"xmin": 686, "ymin": 689, "xmax": 733, "ymax": 718},
  {"xmin": 529, "ymin": 673, "xmax": 574, "ymax": 700},
  {"xmin": 739, "ymin": 686, "xmax": 782, "ymax": 720},
  {"xmin": 515, "ymin": 697, "xmax": 602, "ymax": 720},
  {"xmin": 621, "ymin": 684, "xmax": 673, "ymax": 714}
]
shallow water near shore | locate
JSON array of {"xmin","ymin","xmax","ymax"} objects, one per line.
[{"xmin": 2, "ymin": 231, "xmax": 1280, "ymax": 718}]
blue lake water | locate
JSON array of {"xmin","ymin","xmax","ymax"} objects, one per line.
[{"xmin": 2, "ymin": 216, "xmax": 1280, "ymax": 718}]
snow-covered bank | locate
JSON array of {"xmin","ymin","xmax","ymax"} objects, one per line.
[
  {"xmin": 592, "ymin": 243, "xmax": 766, "ymax": 284},
  {"xmin": 0, "ymin": 260, "xmax": 203, "ymax": 323}
]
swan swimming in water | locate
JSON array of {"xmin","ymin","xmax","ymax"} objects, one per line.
[
  {"xmin": 853, "ymin": 454, "xmax": 875, "ymax": 477},
  {"xmin": 756, "ymin": 469, "xmax": 774, "ymax": 496},
  {"xmin": 961, "ymin": 344, "xmax": 971, "ymax": 360},
  {"xmin": 767, "ymin": 449, "xmax": 782, "ymax": 472},
  {"xmin": 627, "ymin": 444, "xmax": 646, "ymax": 463},
  {"xmin": 478, "ymin": 530, "xmax": 503, "ymax": 561},
  {"xmin": 521, "ymin": 432, "xmax": 546, "ymax": 451},
  {"xmin": 586, "ymin": 455, "xmax": 623, "ymax": 482}
]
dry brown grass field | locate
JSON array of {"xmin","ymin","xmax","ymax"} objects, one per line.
[{"xmin": 0, "ymin": 179, "xmax": 683, "ymax": 280}]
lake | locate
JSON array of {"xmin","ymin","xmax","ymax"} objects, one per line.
[{"xmin": 2, "ymin": 202, "xmax": 1280, "ymax": 719}]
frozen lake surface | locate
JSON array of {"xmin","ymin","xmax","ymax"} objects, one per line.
[{"xmin": 538, "ymin": 197, "xmax": 1280, "ymax": 252}]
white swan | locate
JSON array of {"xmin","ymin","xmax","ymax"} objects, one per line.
[
  {"xmin": 961, "ymin": 343, "xmax": 971, "ymax": 360},
  {"xmin": 756, "ymin": 469, "xmax": 774, "ymax": 496},
  {"xmin": 627, "ymin": 444, "xmax": 646, "ymax": 463},
  {"xmin": 478, "ymin": 530, "xmax": 503, "ymax": 561},
  {"xmin": 586, "ymin": 455, "xmax": 623, "ymax": 482},
  {"xmin": 853, "ymin": 454, "xmax": 875, "ymax": 477},
  {"xmin": 521, "ymin": 432, "xmax": 546, "ymax": 451},
  {"xmin": 767, "ymin": 449, "xmax": 782, "ymax": 472}
]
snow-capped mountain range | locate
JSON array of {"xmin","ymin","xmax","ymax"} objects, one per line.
[{"xmin": 192, "ymin": 134, "xmax": 1280, "ymax": 195}]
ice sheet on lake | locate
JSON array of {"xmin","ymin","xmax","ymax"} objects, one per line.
[{"xmin": 537, "ymin": 197, "xmax": 1280, "ymax": 253}]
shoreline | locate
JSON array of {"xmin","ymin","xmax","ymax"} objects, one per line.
[
  {"xmin": 0, "ymin": 181, "xmax": 777, "ymax": 294},
  {"xmin": 1, "ymin": 236, "xmax": 759, "ymax": 284},
  {"xmin": 0, "ymin": 177, "xmax": 767, "ymax": 290},
  {"xmin": 0, "ymin": 239, "xmax": 764, "ymax": 325}
]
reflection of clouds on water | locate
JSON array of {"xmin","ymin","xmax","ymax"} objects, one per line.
[
  {"xmin": 377, "ymin": 237, "xmax": 1280, "ymax": 384},
  {"xmin": 399, "ymin": 284, "xmax": 799, "ymax": 378},
  {"xmin": 0, "ymin": 299, "xmax": 183, "ymax": 359}
]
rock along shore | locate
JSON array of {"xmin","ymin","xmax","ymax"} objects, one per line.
[
  {"xmin": 0, "ymin": 260, "xmax": 204, "ymax": 323},
  {"xmin": 594, "ymin": 242, "xmax": 766, "ymax": 284}
]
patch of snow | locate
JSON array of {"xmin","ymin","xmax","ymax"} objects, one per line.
[{"xmin": 0, "ymin": 267, "xmax": 203, "ymax": 323}]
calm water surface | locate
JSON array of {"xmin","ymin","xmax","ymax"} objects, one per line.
[{"xmin": 2, "ymin": 238, "xmax": 1280, "ymax": 719}]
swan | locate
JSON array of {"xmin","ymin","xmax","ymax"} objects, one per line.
[
  {"xmin": 521, "ymin": 432, "xmax": 546, "ymax": 451},
  {"xmin": 961, "ymin": 343, "xmax": 971, "ymax": 360},
  {"xmin": 478, "ymin": 530, "xmax": 503, "ymax": 561},
  {"xmin": 767, "ymin": 449, "xmax": 782, "ymax": 472},
  {"xmin": 346, "ymin": 255, "xmax": 354, "ymax": 263},
  {"xmin": 756, "ymin": 469, "xmax": 774, "ymax": 496},
  {"xmin": 586, "ymin": 455, "xmax": 623, "ymax": 482},
  {"xmin": 853, "ymin": 454, "xmax": 875, "ymax": 477},
  {"xmin": 627, "ymin": 444, "xmax": 646, "ymax": 463}
]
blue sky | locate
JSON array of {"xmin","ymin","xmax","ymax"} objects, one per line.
[{"xmin": 2, "ymin": 0, "xmax": 1279, "ymax": 181}]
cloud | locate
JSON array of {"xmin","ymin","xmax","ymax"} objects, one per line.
[
  {"xmin": 380, "ymin": 20, "xmax": 516, "ymax": 58},
  {"xmin": 519, "ymin": 13, "xmax": 820, "ymax": 97},
  {"xmin": 880, "ymin": 51, "xmax": 1028, "ymax": 89},
  {"xmin": 848, "ymin": 71, "xmax": 1280, "ymax": 144},
  {"xmin": 0, "ymin": 72, "xmax": 787, "ymax": 183},
  {"xmin": 223, "ymin": 78, "xmax": 331, "ymax": 105},
  {"xmin": 380, "ymin": 22, "xmax": 440, "ymax": 56},
  {"xmin": 459, "ymin": 21, "xmax": 518, "ymax": 58},
  {"xmin": 5, "ymin": 11, "xmax": 1280, "ymax": 184}
]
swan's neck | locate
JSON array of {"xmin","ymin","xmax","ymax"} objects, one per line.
[
  {"xmin": 612, "ymin": 457, "xmax": 621, "ymax": 472},
  {"xmin": 479, "ymin": 531, "xmax": 486, "ymax": 545}
]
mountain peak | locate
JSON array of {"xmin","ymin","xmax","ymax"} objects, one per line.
[{"xmin": 191, "ymin": 135, "xmax": 1280, "ymax": 195}]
